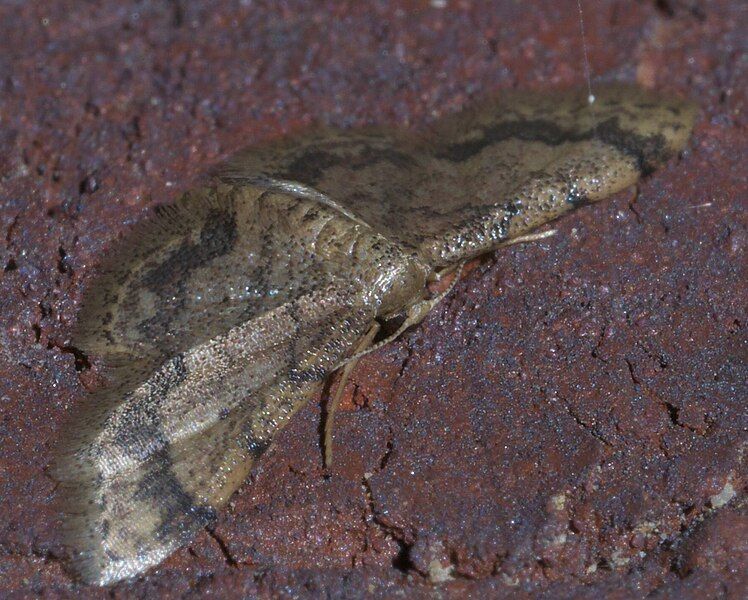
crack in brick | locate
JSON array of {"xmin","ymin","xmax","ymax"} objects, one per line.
[{"xmin": 205, "ymin": 527, "xmax": 238, "ymax": 568}]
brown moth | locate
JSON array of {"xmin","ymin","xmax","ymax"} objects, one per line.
[{"xmin": 53, "ymin": 85, "xmax": 695, "ymax": 585}]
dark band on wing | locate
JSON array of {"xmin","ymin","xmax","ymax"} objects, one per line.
[
  {"xmin": 274, "ymin": 144, "xmax": 417, "ymax": 186},
  {"xmin": 142, "ymin": 207, "xmax": 238, "ymax": 296},
  {"xmin": 489, "ymin": 200, "xmax": 521, "ymax": 240},
  {"xmin": 135, "ymin": 208, "xmax": 238, "ymax": 342},
  {"xmin": 131, "ymin": 447, "xmax": 217, "ymax": 544},
  {"xmin": 435, "ymin": 116, "xmax": 669, "ymax": 175},
  {"xmin": 110, "ymin": 353, "xmax": 188, "ymax": 461},
  {"xmin": 243, "ymin": 428, "xmax": 271, "ymax": 458}
]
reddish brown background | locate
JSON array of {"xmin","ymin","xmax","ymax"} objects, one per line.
[{"xmin": 0, "ymin": 1, "xmax": 745, "ymax": 598}]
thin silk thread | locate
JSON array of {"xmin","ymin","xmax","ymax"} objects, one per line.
[{"xmin": 577, "ymin": 0, "xmax": 595, "ymax": 105}]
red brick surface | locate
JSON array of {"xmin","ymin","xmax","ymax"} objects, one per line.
[{"xmin": 0, "ymin": 1, "xmax": 745, "ymax": 597}]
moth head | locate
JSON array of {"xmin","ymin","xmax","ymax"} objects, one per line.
[{"xmin": 375, "ymin": 256, "xmax": 430, "ymax": 317}]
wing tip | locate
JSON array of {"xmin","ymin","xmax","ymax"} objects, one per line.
[{"xmin": 52, "ymin": 463, "xmax": 188, "ymax": 587}]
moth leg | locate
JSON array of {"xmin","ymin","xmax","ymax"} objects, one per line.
[
  {"xmin": 499, "ymin": 228, "xmax": 557, "ymax": 247},
  {"xmin": 324, "ymin": 262, "xmax": 465, "ymax": 467},
  {"xmin": 324, "ymin": 260, "xmax": 468, "ymax": 467},
  {"xmin": 405, "ymin": 260, "xmax": 465, "ymax": 324},
  {"xmin": 427, "ymin": 260, "xmax": 464, "ymax": 284},
  {"xmin": 335, "ymin": 260, "xmax": 468, "ymax": 376},
  {"xmin": 324, "ymin": 321, "xmax": 381, "ymax": 468}
]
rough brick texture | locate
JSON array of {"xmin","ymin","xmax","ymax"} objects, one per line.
[{"xmin": 0, "ymin": 1, "xmax": 745, "ymax": 597}]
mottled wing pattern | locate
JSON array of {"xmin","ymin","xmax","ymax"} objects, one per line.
[
  {"xmin": 416, "ymin": 84, "xmax": 695, "ymax": 265},
  {"xmin": 57, "ymin": 278, "xmax": 376, "ymax": 585},
  {"xmin": 222, "ymin": 85, "xmax": 695, "ymax": 267},
  {"xmin": 55, "ymin": 188, "xmax": 390, "ymax": 584},
  {"xmin": 73, "ymin": 185, "xmax": 359, "ymax": 380}
]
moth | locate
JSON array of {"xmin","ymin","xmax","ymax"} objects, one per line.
[{"xmin": 53, "ymin": 85, "xmax": 695, "ymax": 585}]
